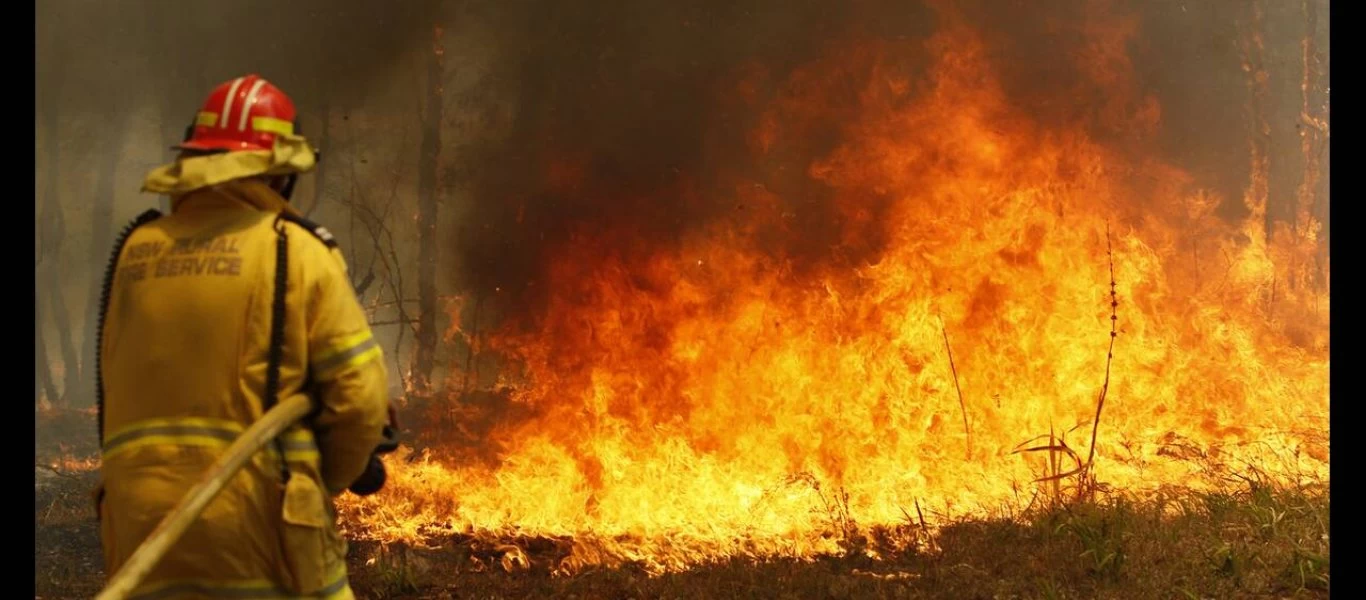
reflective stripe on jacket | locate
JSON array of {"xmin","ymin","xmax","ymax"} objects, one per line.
[{"xmin": 98, "ymin": 178, "xmax": 387, "ymax": 598}]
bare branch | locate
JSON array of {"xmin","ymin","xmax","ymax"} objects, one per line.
[
  {"xmin": 354, "ymin": 271, "xmax": 376, "ymax": 297},
  {"xmin": 369, "ymin": 319, "xmax": 421, "ymax": 327},
  {"xmin": 940, "ymin": 318, "xmax": 971, "ymax": 460},
  {"xmin": 1083, "ymin": 223, "xmax": 1120, "ymax": 471}
]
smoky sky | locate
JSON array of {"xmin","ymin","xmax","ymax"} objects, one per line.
[
  {"xmin": 457, "ymin": 1, "xmax": 933, "ymax": 313},
  {"xmin": 455, "ymin": 0, "xmax": 1325, "ymax": 322},
  {"xmin": 36, "ymin": 1, "xmax": 441, "ymax": 132},
  {"xmin": 36, "ymin": 0, "xmax": 1326, "ymax": 319}
]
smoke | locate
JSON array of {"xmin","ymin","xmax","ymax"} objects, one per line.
[
  {"xmin": 453, "ymin": 1, "xmax": 924, "ymax": 313},
  {"xmin": 451, "ymin": 0, "xmax": 1325, "ymax": 324},
  {"xmin": 36, "ymin": 1, "xmax": 440, "ymax": 118},
  {"xmin": 35, "ymin": 0, "xmax": 1327, "ymax": 405},
  {"xmin": 35, "ymin": 0, "xmax": 1325, "ymax": 307}
]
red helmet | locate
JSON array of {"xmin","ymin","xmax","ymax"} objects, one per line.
[{"xmin": 178, "ymin": 74, "xmax": 297, "ymax": 152}]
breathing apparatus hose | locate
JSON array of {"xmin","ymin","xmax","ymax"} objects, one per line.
[{"xmin": 96, "ymin": 209, "xmax": 164, "ymax": 445}]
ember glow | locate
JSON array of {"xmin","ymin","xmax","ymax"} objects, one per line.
[{"xmin": 339, "ymin": 4, "xmax": 1328, "ymax": 571}]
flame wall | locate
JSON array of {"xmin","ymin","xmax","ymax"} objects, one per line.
[{"xmin": 345, "ymin": 0, "xmax": 1328, "ymax": 569}]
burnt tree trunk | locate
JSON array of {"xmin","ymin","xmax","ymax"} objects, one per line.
[
  {"xmin": 150, "ymin": 6, "xmax": 189, "ymax": 215},
  {"xmin": 1246, "ymin": 0, "xmax": 1274, "ymax": 243},
  {"xmin": 413, "ymin": 23, "xmax": 444, "ymax": 394},
  {"xmin": 36, "ymin": 35, "xmax": 65, "ymax": 407},
  {"xmin": 1298, "ymin": 0, "xmax": 1329, "ymax": 287},
  {"xmin": 46, "ymin": 240, "xmax": 80, "ymax": 406},
  {"xmin": 39, "ymin": 235, "xmax": 79, "ymax": 407},
  {"xmin": 77, "ymin": 116, "xmax": 128, "ymax": 407},
  {"xmin": 38, "ymin": 104, "xmax": 81, "ymax": 407},
  {"xmin": 309, "ymin": 102, "xmax": 330, "ymax": 218},
  {"xmin": 36, "ymin": 287, "xmax": 59, "ymax": 406}
]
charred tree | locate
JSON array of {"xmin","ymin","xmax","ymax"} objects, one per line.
[
  {"xmin": 37, "ymin": 103, "xmax": 81, "ymax": 407},
  {"xmin": 412, "ymin": 23, "xmax": 445, "ymax": 395},
  {"xmin": 144, "ymin": 3, "xmax": 216, "ymax": 216},
  {"xmin": 36, "ymin": 288, "xmax": 59, "ymax": 406},
  {"xmin": 1242, "ymin": 0, "xmax": 1274, "ymax": 243},
  {"xmin": 35, "ymin": 21, "xmax": 65, "ymax": 407},
  {"xmin": 309, "ymin": 101, "xmax": 330, "ymax": 218},
  {"xmin": 78, "ymin": 116, "xmax": 128, "ymax": 407},
  {"xmin": 45, "ymin": 241, "xmax": 80, "ymax": 406},
  {"xmin": 1297, "ymin": 0, "xmax": 1329, "ymax": 287},
  {"xmin": 39, "ymin": 243, "xmax": 79, "ymax": 407}
]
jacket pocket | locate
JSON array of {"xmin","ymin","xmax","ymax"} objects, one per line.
[{"xmin": 280, "ymin": 472, "xmax": 329, "ymax": 594}]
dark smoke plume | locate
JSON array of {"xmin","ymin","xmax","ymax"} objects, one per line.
[
  {"xmin": 451, "ymin": 0, "xmax": 1324, "ymax": 325},
  {"xmin": 36, "ymin": 0, "xmax": 1325, "ymax": 328}
]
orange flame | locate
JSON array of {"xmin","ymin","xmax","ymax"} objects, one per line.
[{"xmin": 341, "ymin": 6, "xmax": 1328, "ymax": 570}]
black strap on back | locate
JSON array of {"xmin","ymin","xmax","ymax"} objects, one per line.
[
  {"xmin": 265, "ymin": 217, "xmax": 292, "ymax": 483},
  {"xmin": 277, "ymin": 212, "xmax": 336, "ymax": 425},
  {"xmin": 278, "ymin": 212, "xmax": 338, "ymax": 249},
  {"xmin": 265, "ymin": 213, "xmax": 339, "ymax": 480},
  {"xmin": 96, "ymin": 209, "xmax": 164, "ymax": 445}
]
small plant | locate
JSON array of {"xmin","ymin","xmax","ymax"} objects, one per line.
[
  {"xmin": 1012, "ymin": 224, "xmax": 1120, "ymax": 507},
  {"xmin": 1207, "ymin": 542, "xmax": 1242, "ymax": 582},
  {"xmin": 367, "ymin": 544, "xmax": 421, "ymax": 598},
  {"xmin": 1037, "ymin": 577, "xmax": 1064, "ymax": 600},
  {"xmin": 816, "ymin": 484, "xmax": 868, "ymax": 558},
  {"xmin": 1013, "ymin": 420, "xmax": 1099, "ymax": 508},
  {"xmin": 1280, "ymin": 546, "xmax": 1329, "ymax": 592},
  {"xmin": 1054, "ymin": 507, "xmax": 1128, "ymax": 580}
]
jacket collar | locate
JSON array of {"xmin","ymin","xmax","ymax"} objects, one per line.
[{"xmin": 171, "ymin": 178, "xmax": 302, "ymax": 217}]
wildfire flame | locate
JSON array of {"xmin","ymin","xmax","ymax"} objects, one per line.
[{"xmin": 340, "ymin": 3, "xmax": 1328, "ymax": 572}]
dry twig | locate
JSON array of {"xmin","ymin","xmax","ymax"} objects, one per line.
[
  {"xmin": 1083, "ymin": 223, "xmax": 1120, "ymax": 471},
  {"xmin": 940, "ymin": 319, "xmax": 971, "ymax": 459}
]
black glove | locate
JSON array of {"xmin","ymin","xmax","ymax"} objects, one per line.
[
  {"xmin": 374, "ymin": 424, "xmax": 400, "ymax": 455},
  {"xmin": 347, "ymin": 424, "xmax": 400, "ymax": 496},
  {"xmin": 348, "ymin": 454, "xmax": 387, "ymax": 496}
]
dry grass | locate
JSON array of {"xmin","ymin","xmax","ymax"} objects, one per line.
[
  {"xmin": 35, "ymin": 409, "xmax": 1328, "ymax": 600},
  {"xmin": 35, "ymin": 466, "xmax": 104, "ymax": 599},
  {"xmin": 341, "ymin": 474, "xmax": 1327, "ymax": 599}
]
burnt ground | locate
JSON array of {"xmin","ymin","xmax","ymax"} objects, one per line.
[{"xmin": 37, "ymin": 409, "xmax": 1329, "ymax": 599}]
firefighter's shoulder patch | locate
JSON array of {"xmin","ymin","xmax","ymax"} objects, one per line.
[{"xmin": 280, "ymin": 213, "xmax": 339, "ymax": 249}]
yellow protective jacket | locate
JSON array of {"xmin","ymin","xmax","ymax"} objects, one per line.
[{"xmin": 96, "ymin": 178, "xmax": 389, "ymax": 599}]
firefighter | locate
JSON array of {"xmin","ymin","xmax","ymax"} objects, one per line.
[{"xmin": 95, "ymin": 74, "xmax": 390, "ymax": 599}]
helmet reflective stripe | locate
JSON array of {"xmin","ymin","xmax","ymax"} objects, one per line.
[
  {"xmin": 238, "ymin": 78, "xmax": 269, "ymax": 132},
  {"xmin": 251, "ymin": 117, "xmax": 294, "ymax": 137},
  {"xmin": 218, "ymin": 76, "xmax": 247, "ymax": 128}
]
